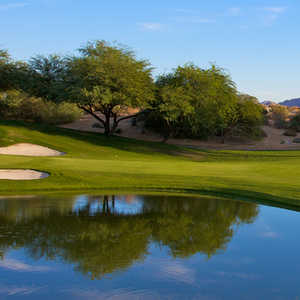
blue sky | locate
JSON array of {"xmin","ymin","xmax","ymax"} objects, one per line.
[{"xmin": 0, "ymin": 0, "xmax": 299, "ymax": 102}]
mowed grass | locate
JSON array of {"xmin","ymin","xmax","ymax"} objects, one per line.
[{"xmin": 1, "ymin": 120, "xmax": 300, "ymax": 207}]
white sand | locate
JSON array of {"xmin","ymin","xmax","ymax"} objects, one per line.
[
  {"xmin": 0, "ymin": 169, "xmax": 49, "ymax": 180},
  {"xmin": 0, "ymin": 143, "xmax": 64, "ymax": 156},
  {"xmin": 0, "ymin": 143, "xmax": 61, "ymax": 180}
]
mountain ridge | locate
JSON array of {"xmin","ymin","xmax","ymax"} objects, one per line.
[{"xmin": 279, "ymin": 98, "xmax": 300, "ymax": 107}]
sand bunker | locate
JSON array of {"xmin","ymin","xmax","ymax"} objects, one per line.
[
  {"xmin": 0, "ymin": 144, "xmax": 58, "ymax": 180},
  {"xmin": 0, "ymin": 169, "xmax": 49, "ymax": 180},
  {"xmin": 0, "ymin": 143, "xmax": 64, "ymax": 156}
]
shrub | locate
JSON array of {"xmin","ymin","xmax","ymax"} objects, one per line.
[
  {"xmin": 271, "ymin": 105, "xmax": 289, "ymax": 129},
  {"xmin": 144, "ymin": 110, "xmax": 169, "ymax": 134},
  {"xmin": 146, "ymin": 65, "xmax": 264, "ymax": 142},
  {"xmin": 0, "ymin": 90, "xmax": 82, "ymax": 125},
  {"xmin": 0, "ymin": 90, "xmax": 24, "ymax": 118},
  {"xmin": 230, "ymin": 95, "xmax": 264, "ymax": 140},
  {"xmin": 289, "ymin": 114, "xmax": 300, "ymax": 132},
  {"xmin": 38, "ymin": 101, "xmax": 82, "ymax": 125}
]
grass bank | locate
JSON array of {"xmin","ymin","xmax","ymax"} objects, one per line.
[{"xmin": 0, "ymin": 120, "xmax": 300, "ymax": 207}]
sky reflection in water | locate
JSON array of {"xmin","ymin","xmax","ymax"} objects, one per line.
[{"xmin": 0, "ymin": 194, "xmax": 299, "ymax": 300}]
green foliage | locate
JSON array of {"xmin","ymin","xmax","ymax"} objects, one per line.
[
  {"xmin": 0, "ymin": 49, "xmax": 10, "ymax": 65},
  {"xmin": 0, "ymin": 49, "xmax": 15, "ymax": 91},
  {"xmin": 225, "ymin": 94, "xmax": 264, "ymax": 140},
  {"xmin": 289, "ymin": 114, "xmax": 300, "ymax": 132},
  {"xmin": 27, "ymin": 54, "xmax": 69, "ymax": 102},
  {"xmin": 0, "ymin": 90, "xmax": 81, "ymax": 125},
  {"xmin": 1, "ymin": 44, "xmax": 264, "ymax": 141},
  {"xmin": 146, "ymin": 65, "xmax": 263, "ymax": 141},
  {"xmin": 0, "ymin": 49, "xmax": 29, "ymax": 92},
  {"xmin": 271, "ymin": 104, "xmax": 289, "ymax": 129},
  {"xmin": 0, "ymin": 90, "xmax": 23, "ymax": 117},
  {"xmin": 32, "ymin": 100, "xmax": 82, "ymax": 125},
  {"xmin": 67, "ymin": 40, "xmax": 155, "ymax": 135},
  {"xmin": 236, "ymin": 95, "xmax": 263, "ymax": 126}
]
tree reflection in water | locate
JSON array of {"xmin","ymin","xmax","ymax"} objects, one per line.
[{"xmin": 0, "ymin": 195, "xmax": 258, "ymax": 280}]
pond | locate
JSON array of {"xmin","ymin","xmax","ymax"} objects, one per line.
[{"xmin": 0, "ymin": 193, "xmax": 299, "ymax": 299}]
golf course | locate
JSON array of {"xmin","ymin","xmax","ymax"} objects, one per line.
[
  {"xmin": 0, "ymin": 120, "xmax": 299, "ymax": 209},
  {"xmin": 4, "ymin": 3, "xmax": 300, "ymax": 297}
]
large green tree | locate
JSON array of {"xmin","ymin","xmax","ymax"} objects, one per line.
[
  {"xmin": 146, "ymin": 64, "xmax": 264, "ymax": 141},
  {"xmin": 27, "ymin": 54, "xmax": 69, "ymax": 102},
  {"xmin": 0, "ymin": 49, "xmax": 16, "ymax": 91},
  {"xmin": 147, "ymin": 64, "xmax": 239, "ymax": 140},
  {"xmin": 67, "ymin": 41, "xmax": 155, "ymax": 136},
  {"xmin": 0, "ymin": 49, "xmax": 30, "ymax": 92},
  {"xmin": 271, "ymin": 104, "xmax": 289, "ymax": 129},
  {"xmin": 228, "ymin": 94, "xmax": 264, "ymax": 140},
  {"xmin": 0, "ymin": 49, "xmax": 9, "ymax": 65}
]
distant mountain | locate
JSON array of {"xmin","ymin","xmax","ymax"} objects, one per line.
[
  {"xmin": 261, "ymin": 101, "xmax": 276, "ymax": 106},
  {"xmin": 279, "ymin": 98, "xmax": 300, "ymax": 107}
]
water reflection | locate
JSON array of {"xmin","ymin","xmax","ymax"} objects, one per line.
[{"xmin": 0, "ymin": 195, "xmax": 258, "ymax": 280}]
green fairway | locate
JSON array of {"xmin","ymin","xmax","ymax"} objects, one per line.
[{"xmin": 0, "ymin": 120, "xmax": 300, "ymax": 207}]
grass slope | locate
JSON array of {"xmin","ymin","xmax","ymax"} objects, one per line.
[{"xmin": 0, "ymin": 120, "xmax": 300, "ymax": 207}]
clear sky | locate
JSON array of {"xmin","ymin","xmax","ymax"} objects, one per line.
[{"xmin": 1, "ymin": 0, "xmax": 299, "ymax": 102}]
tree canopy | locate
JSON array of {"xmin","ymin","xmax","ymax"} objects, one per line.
[
  {"xmin": 144, "ymin": 64, "xmax": 263, "ymax": 141},
  {"xmin": 0, "ymin": 42, "xmax": 264, "ymax": 140},
  {"xmin": 146, "ymin": 64, "xmax": 240, "ymax": 139},
  {"xmin": 67, "ymin": 40, "xmax": 155, "ymax": 135},
  {"xmin": 0, "ymin": 49, "xmax": 15, "ymax": 91},
  {"xmin": 0, "ymin": 49, "xmax": 30, "ymax": 92},
  {"xmin": 26, "ymin": 54, "xmax": 69, "ymax": 102}
]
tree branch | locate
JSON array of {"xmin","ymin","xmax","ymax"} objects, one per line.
[
  {"xmin": 116, "ymin": 111, "xmax": 142, "ymax": 125},
  {"xmin": 78, "ymin": 105, "xmax": 106, "ymax": 126}
]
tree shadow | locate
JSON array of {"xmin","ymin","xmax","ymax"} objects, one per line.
[
  {"xmin": 2, "ymin": 120, "xmax": 300, "ymax": 161},
  {"xmin": 0, "ymin": 120, "xmax": 192, "ymax": 158}
]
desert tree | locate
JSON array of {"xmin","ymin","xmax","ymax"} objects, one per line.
[
  {"xmin": 0, "ymin": 49, "xmax": 30, "ymax": 92},
  {"xmin": 67, "ymin": 40, "xmax": 155, "ymax": 136},
  {"xmin": 147, "ymin": 64, "xmax": 239, "ymax": 140},
  {"xmin": 26, "ymin": 54, "xmax": 69, "ymax": 102}
]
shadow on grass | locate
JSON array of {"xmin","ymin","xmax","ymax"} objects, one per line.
[
  {"xmin": 1, "ymin": 120, "xmax": 300, "ymax": 161},
  {"xmin": 0, "ymin": 120, "xmax": 189, "ymax": 158}
]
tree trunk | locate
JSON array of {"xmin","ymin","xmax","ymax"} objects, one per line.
[
  {"xmin": 104, "ymin": 114, "xmax": 111, "ymax": 136},
  {"xmin": 162, "ymin": 132, "xmax": 170, "ymax": 143},
  {"xmin": 110, "ymin": 111, "xmax": 143, "ymax": 135},
  {"xmin": 162, "ymin": 122, "xmax": 171, "ymax": 143},
  {"xmin": 77, "ymin": 105, "xmax": 142, "ymax": 137},
  {"xmin": 110, "ymin": 115, "xmax": 119, "ymax": 135},
  {"xmin": 221, "ymin": 129, "xmax": 225, "ymax": 144}
]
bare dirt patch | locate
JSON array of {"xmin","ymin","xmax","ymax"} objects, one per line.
[
  {"xmin": 0, "ymin": 143, "xmax": 64, "ymax": 156},
  {"xmin": 0, "ymin": 169, "xmax": 49, "ymax": 180},
  {"xmin": 61, "ymin": 114, "xmax": 300, "ymax": 151}
]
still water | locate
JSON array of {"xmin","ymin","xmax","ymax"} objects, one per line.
[{"xmin": 0, "ymin": 194, "xmax": 299, "ymax": 300}]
